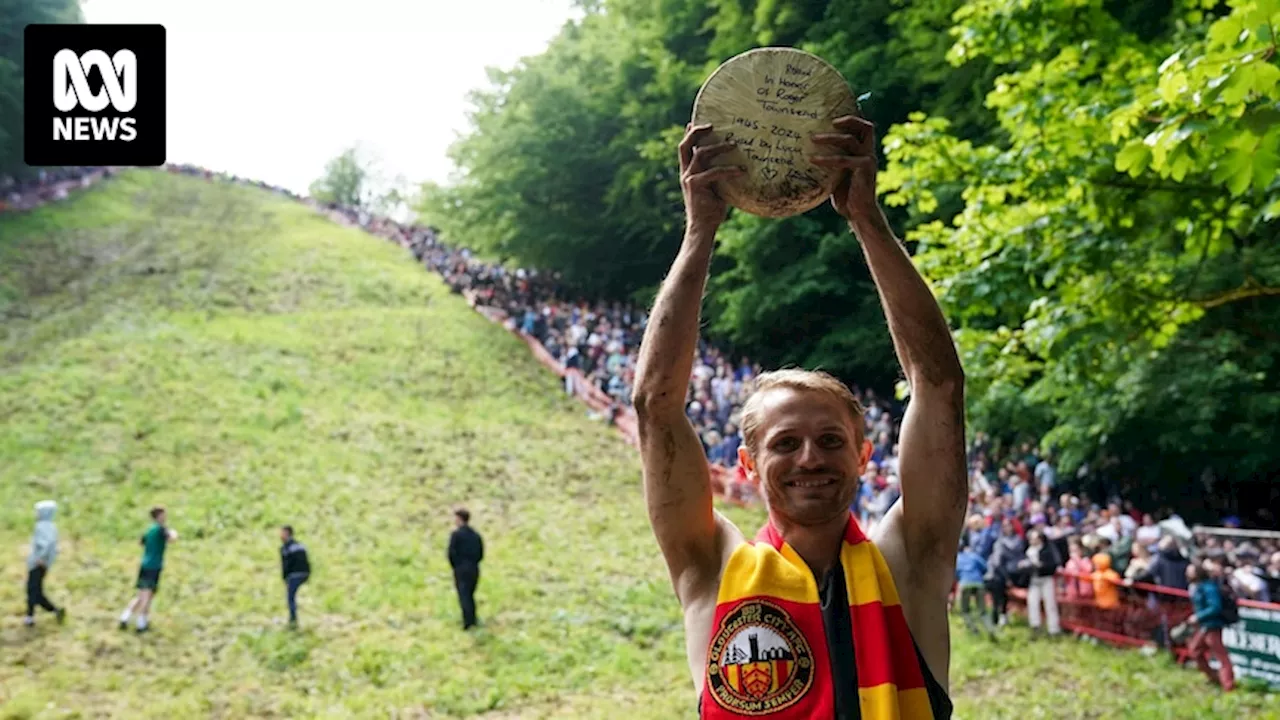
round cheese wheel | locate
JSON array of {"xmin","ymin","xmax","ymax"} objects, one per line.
[{"xmin": 691, "ymin": 47, "xmax": 859, "ymax": 218}]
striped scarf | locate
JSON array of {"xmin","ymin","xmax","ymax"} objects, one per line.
[{"xmin": 699, "ymin": 514, "xmax": 935, "ymax": 719}]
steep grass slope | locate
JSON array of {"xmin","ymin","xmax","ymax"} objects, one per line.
[{"xmin": 0, "ymin": 171, "xmax": 1273, "ymax": 719}]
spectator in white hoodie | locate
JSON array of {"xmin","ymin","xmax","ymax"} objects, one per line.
[{"xmin": 25, "ymin": 500, "xmax": 65, "ymax": 626}]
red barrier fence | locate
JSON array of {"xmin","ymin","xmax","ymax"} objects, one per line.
[
  {"xmin": 469, "ymin": 295, "xmax": 758, "ymax": 507},
  {"xmin": 996, "ymin": 569, "xmax": 1280, "ymax": 689}
]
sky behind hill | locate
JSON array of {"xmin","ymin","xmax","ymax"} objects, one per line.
[{"xmin": 82, "ymin": 0, "xmax": 579, "ymax": 197}]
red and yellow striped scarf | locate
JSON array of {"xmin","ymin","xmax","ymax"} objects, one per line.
[{"xmin": 699, "ymin": 514, "xmax": 935, "ymax": 719}]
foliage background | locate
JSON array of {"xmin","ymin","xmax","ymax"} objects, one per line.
[
  {"xmin": 0, "ymin": 0, "xmax": 83, "ymax": 179},
  {"xmin": 419, "ymin": 0, "xmax": 1280, "ymax": 522}
]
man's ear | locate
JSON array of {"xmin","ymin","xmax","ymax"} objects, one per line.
[
  {"xmin": 858, "ymin": 439, "xmax": 873, "ymax": 474},
  {"xmin": 738, "ymin": 445, "xmax": 755, "ymax": 477}
]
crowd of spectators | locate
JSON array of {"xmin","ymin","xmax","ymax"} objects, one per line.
[
  {"xmin": 165, "ymin": 163, "xmax": 305, "ymax": 201},
  {"xmin": 19, "ymin": 164, "xmax": 1279, "ymax": 628},
  {"xmin": 958, "ymin": 455, "xmax": 1280, "ymax": 633},
  {"xmin": 0, "ymin": 167, "xmax": 107, "ymax": 213},
  {"xmin": 951, "ymin": 452, "xmax": 1278, "ymax": 690},
  {"xmin": 312, "ymin": 196, "xmax": 791, "ymax": 472},
  {"xmin": 331, "ymin": 183, "xmax": 1280, "ymax": 642},
  {"xmin": 339, "ymin": 194, "xmax": 1280, "ymax": 622},
  {"xmin": 402, "ymin": 229, "xmax": 912, "ymax": 479},
  {"xmin": 164, "ymin": 165, "xmax": 1280, "ymax": 588}
]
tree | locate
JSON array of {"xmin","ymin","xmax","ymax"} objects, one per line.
[
  {"xmin": 0, "ymin": 0, "xmax": 84, "ymax": 179},
  {"xmin": 878, "ymin": 0, "xmax": 1280, "ymax": 508},
  {"xmin": 423, "ymin": 0, "xmax": 1277, "ymax": 513},
  {"xmin": 308, "ymin": 146, "xmax": 375, "ymax": 208},
  {"xmin": 368, "ymin": 172, "xmax": 415, "ymax": 222},
  {"xmin": 420, "ymin": 0, "xmax": 1002, "ymax": 382}
]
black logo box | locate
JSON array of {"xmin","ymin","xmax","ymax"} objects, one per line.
[{"xmin": 24, "ymin": 24, "xmax": 166, "ymax": 167}]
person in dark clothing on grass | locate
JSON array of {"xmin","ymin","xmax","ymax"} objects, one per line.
[
  {"xmin": 448, "ymin": 508, "xmax": 484, "ymax": 630},
  {"xmin": 280, "ymin": 525, "xmax": 311, "ymax": 627},
  {"xmin": 119, "ymin": 506, "xmax": 177, "ymax": 633}
]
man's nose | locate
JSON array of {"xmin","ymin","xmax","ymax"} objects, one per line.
[{"xmin": 796, "ymin": 439, "xmax": 825, "ymax": 469}]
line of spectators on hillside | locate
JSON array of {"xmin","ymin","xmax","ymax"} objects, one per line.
[
  {"xmin": 310, "ymin": 196, "xmax": 789, "ymax": 472},
  {"xmin": 0, "ymin": 167, "xmax": 108, "ymax": 213},
  {"xmin": 410, "ymin": 230, "xmax": 907, "ymax": 478},
  {"xmin": 164, "ymin": 163, "xmax": 305, "ymax": 201},
  {"xmin": 223, "ymin": 170, "xmax": 1279, "ymax": 548},
  {"xmin": 29, "ymin": 164, "xmax": 1275, "ymax": 606},
  {"xmin": 332, "ymin": 199, "xmax": 1280, "ymax": 601}
]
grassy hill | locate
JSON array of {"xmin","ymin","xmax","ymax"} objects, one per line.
[{"xmin": 0, "ymin": 171, "xmax": 1274, "ymax": 719}]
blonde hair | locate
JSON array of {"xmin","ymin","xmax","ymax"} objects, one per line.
[{"xmin": 739, "ymin": 368, "xmax": 865, "ymax": 455}]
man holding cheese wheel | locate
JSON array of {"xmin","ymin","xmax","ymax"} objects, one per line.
[{"xmin": 632, "ymin": 114, "xmax": 965, "ymax": 719}]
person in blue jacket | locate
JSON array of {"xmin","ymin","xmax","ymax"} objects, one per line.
[
  {"xmin": 956, "ymin": 542, "xmax": 995, "ymax": 637},
  {"xmin": 1186, "ymin": 563, "xmax": 1235, "ymax": 691},
  {"xmin": 963, "ymin": 513, "xmax": 999, "ymax": 560}
]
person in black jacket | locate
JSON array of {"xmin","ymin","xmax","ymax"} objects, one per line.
[
  {"xmin": 448, "ymin": 509, "xmax": 484, "ymax": 630},
  {"xmin": 280, "ymin": 525, "xmax": 311, "ymax": 627},
  {"xmin": 1020, "ymin": 529, "xmax": 1063, "ymax": 636},
  {"xmin": 1125, "ymin": 536, "xmax": 1191, "ymax": 646},
  {"xmin": 1129, "ymin": 536, "xmax": 1190, "ymax": 590},
  {"xmin": 985, "ymin": 519, "xmax": 1027, "ymax": 627}
]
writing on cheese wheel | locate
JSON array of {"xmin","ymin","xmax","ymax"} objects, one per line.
[{"xmin": 692, "ymin": 47, "xmax": 859, "ymax": 218}]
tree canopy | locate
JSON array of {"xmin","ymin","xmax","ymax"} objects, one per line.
[
  {"xmin": 0, "ymin": 0, "xmax": 84, "ymax": 179},
  {"xmin": 880, "ymin": 0, "xmax": 1280, "ymax": 511},
  {"xmin": 309, "ymin": 144, "xmax": 415, "ymax": 220},
  {"xmin": 422, "ymin": 0, "xmax": 1280, "ymax": 514}
]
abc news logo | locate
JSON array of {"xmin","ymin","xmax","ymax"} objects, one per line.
[
  {"xmin": 54, "ymin": 49, "xmax": 139, "ymax": 142},
  {"xmin": 25, "ymin": 24, "xmax": 165, "ymax": 167}
]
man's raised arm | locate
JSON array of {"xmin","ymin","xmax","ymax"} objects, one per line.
[
  {"xmin": 632, "ymin": 124, "xmax": 742, "ymax": 602},
  {"xmin": 812, "ymin": 116, "xmax": 968, "ymax": 578}
]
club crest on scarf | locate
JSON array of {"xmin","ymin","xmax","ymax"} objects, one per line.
[{"xmin": 706, "ymin": 600, "xmax": 814, "ymax": 714}]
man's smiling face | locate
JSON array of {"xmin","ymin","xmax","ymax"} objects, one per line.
[{"xmin": 739, "ymin": 386, "xmax": 870, "ymax": 527}]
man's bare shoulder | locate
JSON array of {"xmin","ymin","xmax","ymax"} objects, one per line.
[
  {"xmin": 714, "ymin": 510, "xmax": 749, "ymax": 566},
  {"xmin": 870, "ymin": 503, "xmax": 954, "ymax": 595},
  {"xmin": 870, "ymin": 503, "xmax": 954, "ymax": 692},
  {"xmin": 869, "ymin": 505, "xmax": 910, "ymax": 583},
  {"xmin": 677, "ymin": 511, "xmax": 750, "ymax": 695}
]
